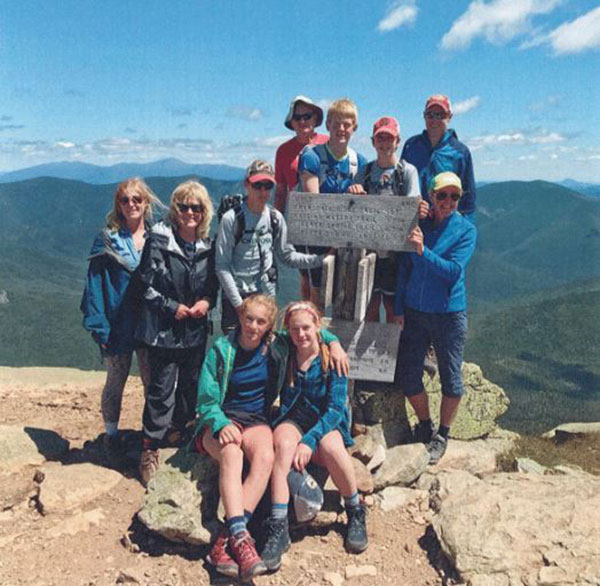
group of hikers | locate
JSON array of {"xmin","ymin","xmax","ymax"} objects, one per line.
[{"xmin": 80, "ymin": 93, "xmax": 477, "ymax": 582}]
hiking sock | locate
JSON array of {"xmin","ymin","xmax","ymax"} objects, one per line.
[
  {"xmin": 104, "ymin": 421, "xmax": 118, "ymax": 436},
  {"xmin": 438, "ymin": 425, "xmax": 450, "ymax": 439},
  {"xmin": 343, "ymin": 492, "xmax": 360, "ymax": 510},
  {"xmin": 420, "ymin": 418, "xmax": 433, "ymax": 427},
  {"xmin": 226, "ymin": 515, "xmax": 247, "ymax": 537},
  {"xmin": 244, "ymin": 509, "xmax": 253, "ymax": 525},
  {"xmin": 271, "ymin": 502, "xmax": 288, "ymax": 520}
]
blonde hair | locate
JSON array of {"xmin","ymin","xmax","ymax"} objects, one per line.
[
  {"xmin": 167, "ymin": 180, "xmax": 214, "ymax": 239},
  {"xmin": 240, "ymin": 294, "xmax": 279, "ymax": 331},
  {"xmin": 326, "ymin": 98, "xmax": 359, "ymax": 130},
  {"xmin": 282, "ymin": 300, "xmax": 329, "ymax": 385},
  {"xmin": 106, "ymin": 177, "xmax": 162, "ymax": 231}
]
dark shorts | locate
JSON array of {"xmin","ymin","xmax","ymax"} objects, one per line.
[
  {"xmin": 395, "ymin": 308, "xmax": 467, "ymax": 398},
  {"xmin": 372, "ymin": 255, "xmax": 398, "ymax": 297},
  {"xmin": 299, "ymin": 245, "xmax": 327, "ymax": 288},
  {"xmin": 279, "ymin": 401, "xmax": 319, "ymax": 435},
  {"xmin": 194, "ymin": 410, "xmax": 269, "ymax": 454}
]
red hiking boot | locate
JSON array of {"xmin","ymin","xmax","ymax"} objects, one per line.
[
  {"xmin": 207, "ymin": 527, "xmax": 238, "ymax": 577},
  {"xmin": 228, "ymin": 530, "xmax": 267, "ymax": 582}
]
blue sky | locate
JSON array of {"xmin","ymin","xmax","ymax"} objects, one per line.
[{"xmin": 1, "ymin": 0, "xmax": 599, "ymax": 181}]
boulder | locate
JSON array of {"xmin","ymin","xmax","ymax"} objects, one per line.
[
  {"xmin": 516, "ymin": 457, "xmax": 546, "ymax": 475},
  {"xmin": 350, "ymin": 422, "xmax": 407, "ymax": 461},
  {"xmin": 38, "ymin": 462, "xmax": 123, "ymax": 514},
  {"xmin": 0, "ymin": 425, "xmax": 69, "ymax": 474},
  {"xmin": 354, "ymin": 363, "xmax": 509, "ymax": 442},
  {"xmin": 378, "ymin": 486, "xmax": 427, "ymax": 512},
  {"xmin": 432, "ymin": 469, "xmax": 600, "ymax": 585},
  {"xmin": 137, "ymin": 448, "xmax": 220, "ymax": 545},
  {"xmin": 542, "ymin": 421, "xmax": 600, "ymax": 441},
  {"xmin": 372, "ymin": 443, "xmax": 429, "ymax": 491}
]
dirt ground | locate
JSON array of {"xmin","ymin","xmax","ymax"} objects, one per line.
[{"xmin": 0, "ymin": 367, "xmax": 449, "ymax": 586}]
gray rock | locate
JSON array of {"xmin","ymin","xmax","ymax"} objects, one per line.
[
  {"xmin": 350, "ymin": 422, "xmax": 407, "ymax": 462},
  {"xmin": 516, "ymin": 458, "xmax": 546, "ymax": 475},
  {"xmin": 432, "ymin": 470, "xmax": 600, "ymax": 585},
  {"xmin": 378, "ymin": 486, "xmax": 427, "ymax": 512},
  {"xmin": 372, "ymin": 443, "xmax": 429, "ymax": 490},
  {"xmin": 542, "ymin": 421, "xmax": 600, "ymax": 441},
  {"xmin": 137, "ymin": 448, "xmax": 220, "ymax": 545},
  {"xmin": 0, "ymin": 425, "xmax": 69, "ymax": 474},
  {"xmin": 38, "ymin": 462, "xmax": 123, "ymax": 514}
]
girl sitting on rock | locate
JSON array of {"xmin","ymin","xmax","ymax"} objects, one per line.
[
  {"xmin": 261, "ymin": 301, "xmax": 368, "ymax": 573},
  {"xmin": 194, "ymin": 294, "xmax": 347, "ymax": 582}
]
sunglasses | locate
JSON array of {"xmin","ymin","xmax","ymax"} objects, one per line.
[
  {"xmin": 424, "ymin": 111, "xmax": 448, "ymax": 120},
  {"xmin": 252, "ymin": 181, "xmax": 275, "ymax": 190},
  {"xmin": 435, "ymin": 190, "xmax": 461, "ymax": 202},
  {"xmin": 177, "ymin": 203, "xmax": 203, "ymax": 213},
  {"xmin": 119, "ymin": 195, "xmax": 144, "ymax": 205},
  {"xmin": 292, "ymin": 113, "xmax": 314, "ymax": 122}
]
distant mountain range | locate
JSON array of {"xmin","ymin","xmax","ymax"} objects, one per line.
[
  {"xmin": 0, "ymin": 158, "xmax": 245, "ymax": 184},
  {"xmin": 1, "ymin": 175, "xmax": 599, "ymax": 431},
  {"xmin": 557, "ymin": 179, "xmax": 600, "ymax": 198}
]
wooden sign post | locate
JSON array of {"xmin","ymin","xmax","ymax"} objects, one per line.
[{"xmin": 287, "ymin": 192, "xmax": 421, "ymax": 383}]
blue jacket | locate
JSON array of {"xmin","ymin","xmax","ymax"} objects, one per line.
[
  {"xmin": 401, "ymin": 129, "xmax": 476, "ymax": 222},
  {"xmin": 272, "ymin": 354, "xmax": 353, "ymax": 452},
  {"xmin": 80, "ymin": 227, "xmax": 144, "ymax": 354},
  {"xmin": 394, "ymin": 212, "xmax": 477, "ymax": 315}
]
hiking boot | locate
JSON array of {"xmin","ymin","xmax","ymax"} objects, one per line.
[
  {"xmin": 414, "ymin": 420, "xmax": 436, "ymax": 444},
  {"xmin": 345, "ymin": 503, "xmax": 368, "ymax": 554},
  {"xmin": 261, "ymin": 517, "xmax": 291, "ymax": 571},
  {"xmin": 139, "ymin": 448, "xmax": 159, "ymax": 486},
  {"xmin": 427, "ymin": 434, "xmax": 448, "ymax": 465},
  {"xmin": 228, "ymin": 530, "xmax": 267, "ymax": 582},
  {"xmin": 206, "ymin": 528, "xmax": 238, "ymax": 578}
]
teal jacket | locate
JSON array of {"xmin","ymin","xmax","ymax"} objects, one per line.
[{"xmin": 195, "ymin": 328, "xmax": 339, "ymax": 437}]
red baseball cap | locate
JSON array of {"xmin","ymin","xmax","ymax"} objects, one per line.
[
  {"xmin": 424, "ymin": 94, "xmax": 452, "ymax": 114},
  {"xmin": 245, "ymin": 160, "xmax": 275, "ymax": 184},
  {"xmin": 372, "ymin": 116, "xmax": 400, "ymax": 138}
]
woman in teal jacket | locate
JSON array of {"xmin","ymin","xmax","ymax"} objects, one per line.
[
  {"xmin": 195, "ymin": 294, "xmax": 345, "ymax": 583},
  {"xmin": 81, "ymin": 177, "xmax": 162, "ymax": 461}
]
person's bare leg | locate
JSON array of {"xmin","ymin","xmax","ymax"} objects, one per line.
[
  {"xmin": 365, "ymin": 294, "xmax": 382, "ymax": 322},
  {"xmin": 313, "ymin": 431, "xmax": 357, "ymax": 497},
  {"xmin": 271, "ymin": 423, "xmax": 302, "ymax": 504},
  {"xmin": 405, "ymin": 390, "xmax": 431, "ymax": 421},
  {"xmin": 440, "ymin": 396, "xmax": 461, "ymax": 428},
  {"xmin": 300, "ymin": 273, "xmax": 311, "ymax": 301},
  {"xmin": 310, "ymin": 286, "xmax": 321, "ymax": 308},
  {"xmin": 240, "ymin": 424, "xmax": 275, "ymax": 513},
  {"xmin": 382, "ymin": 296, "xmax": 396, "ymax": 324}
]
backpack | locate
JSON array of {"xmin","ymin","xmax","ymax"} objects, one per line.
[
  {"xmin": 217, "ymin": 194, "xmax": 281, "ymax": 246},
  {"xmin": 216, "ymin": 194, "xmax": 282, "ymax": 283},
  {"xmin": 362, "ymin": 159, "xmax": 406, "ymax": 195},
  {"xmin": 300, "ymin": 143, "xmax": 359, "ymax": 190}
]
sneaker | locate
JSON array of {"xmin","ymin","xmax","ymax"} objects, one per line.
[
  {"xmin": 345, "ymin": 504, "xmax": 368, "ymax": 554},
  {"xmin": 207, "ymin": 528, "xmax": 238, "ymax": 578},
  {"xmin": 261, "ymin": 517, "xmax": 291, "ymax": 571},
  {"xmin": 139, "ymin": 448, "xmax": 159, "ymax": 486},
  {"xmin": 414, "ymin": 420, "xmax": 436, "ymax": 444},
  {"xmin": 427, "ymin": 433, "xmax": 448, "ymax": 465},
  {"xmin": 229, "ymin": 530, "xmax": 267, "ymax": 582}
]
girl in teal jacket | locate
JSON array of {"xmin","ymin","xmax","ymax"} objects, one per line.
[{"xmin": 194, "ymin": 294, "xmax": 345, "ymax": 583}]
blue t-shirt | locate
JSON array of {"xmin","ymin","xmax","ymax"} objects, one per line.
[
  {"xmin": 299, "ymin": 143, "xmax": 367, "ymax": 194},
  {"xmin": 223, "ymin": 344, "xmax": 269, "ymax": 416}
]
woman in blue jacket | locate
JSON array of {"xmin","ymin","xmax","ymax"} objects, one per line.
[
  {"xmin": 81, "ymin": 177, "xmax": 162, "ymax": 461},
  {"xmin": 394, "ymin": 172, "xmax": 477, "ymax": 465}
]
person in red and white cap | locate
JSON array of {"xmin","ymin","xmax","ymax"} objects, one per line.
[
  {"xmin": 348, "ymin": 116, "xmax": 427, "ymax": 323},
  {"xmin": 401, "ymin": 95, "xmax": 476, "ymax": 223}
]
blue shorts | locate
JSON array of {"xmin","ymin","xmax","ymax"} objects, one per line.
[
  {"xmin": 396, "ymin": 308, "xmax": 467, "ymax": 398},
  {"xmin": 372, "ymin": 255, "xmax": 397, "ymax": 297}
]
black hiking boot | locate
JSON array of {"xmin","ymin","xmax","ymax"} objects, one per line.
[
  {"xmin": 345, "ymin": 504, "xmax": 368, "ymax": 554},
  {"xmin": 427, "ymin": 433, "xmax": 448, "ymax": 465},
  {"xmin": 414, "ymin": 420, "xmax": 436, "ymax": 444},
  {"xmin": 261, "ymin": 516, "xmax": 290, "ymax": 571}
]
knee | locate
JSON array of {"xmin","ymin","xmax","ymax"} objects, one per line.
[
  {"xmin": 274, "ymin": 436, "xmax": 298, "ymax": 461},
  {"xmin": 254, "ymin": 445, "xmax": 275, "ymax": 471}
]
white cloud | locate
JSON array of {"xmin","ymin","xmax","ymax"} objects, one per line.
[
  {"xmin": 453, "ymin": 96, "xmax": 481, "ymax": 115},
  {"xmin": 518, "ymin": 155, "xmax": 537, "ymax": 160},
  {"xmin": 529, "ymin": 132, "xmax": 564, "ymax": 144},
  {"xmin": 227, "ymin": 105, "xmax": 264, "ymax": 121},
  {"xmin": 467, "ymin": 129, "xmax": 566, "ymax": 149},
  {"xmin": 441, "ymin": 0, "xmax": 562, "ymax": 51},
  {"xmin": 547, "ymin": 6, "xmax": 600, "ymax": 55},
  {"xmin": 377, "ymin": 1, "xmax": 418, "ymax": 33},
  {"xmin": 528, "ymin": 95, "xmax": 560, "ymax": 111},
  {"xmin": 55, "ymin": 141, "xmax": 75, "ymax": 149}
]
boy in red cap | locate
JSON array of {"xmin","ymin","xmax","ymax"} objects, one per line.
[{"xmin": 349, "ymin": 116, "xmax": 427, "ymax": 323}]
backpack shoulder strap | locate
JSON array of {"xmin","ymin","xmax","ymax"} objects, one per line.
[
  {"xmin": 232, "ymin": 199, "xmax": 246, "ymax": 245},
  {"xmin": 362, "ymin": 161, "xmax": 374, "ymax": 193},
  {"xmin": 393, "ymin": 159, "xmax": 406, "ymax": 195}
]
